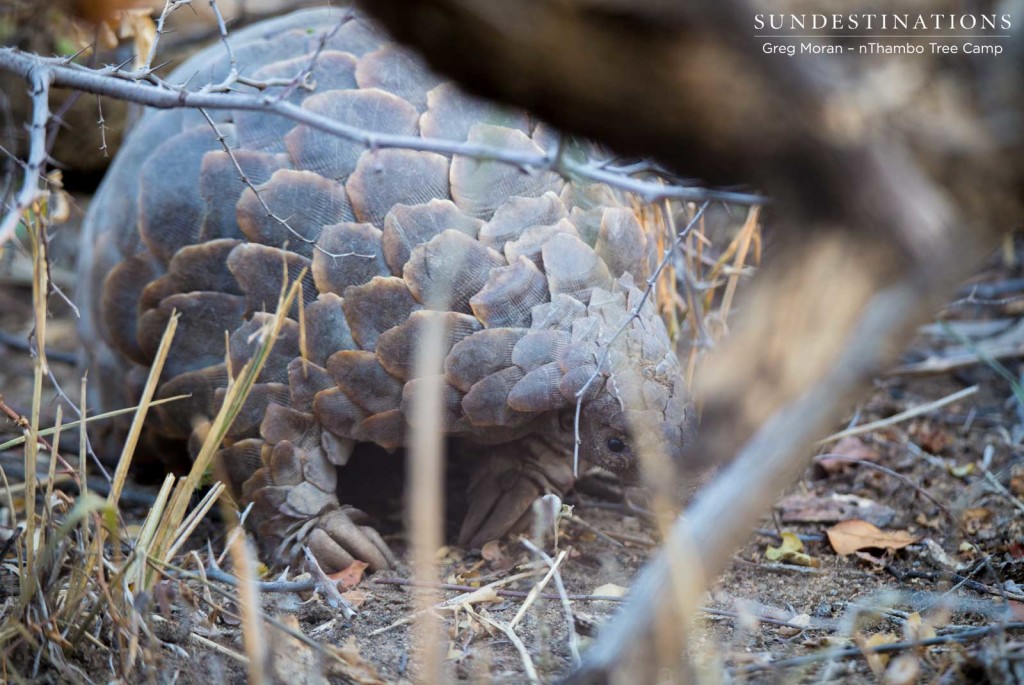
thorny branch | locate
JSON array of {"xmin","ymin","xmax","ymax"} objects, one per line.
[
  {"xmin": 0, "ymin": 67, "xmax": 49, "ymax": 251},
  {"xmin": 197, "ymin": 107, "xmax": 375, "ymax": 260},
  {"xmin": 143, "ymin": 0, "xmax": 192, "ymax": 74},
  {"xmin": 0, "ymin": 44, "xmax": 761, "ymax": 251},
  {"xmin": 571, "ymin": 201, "xmax": 710, "ymax": 475}
]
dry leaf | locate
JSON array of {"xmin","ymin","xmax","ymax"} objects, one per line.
[
  {"xmin": 961, "ymin": 507, "xmax": 992, "ymax": 535},
  {"xmin": 949, "ymin": 463, "xmax": 975, "ymax": 478},
  {"xmin": 1010, "ymin": 465, "xmax": 1024, "ymax": 496},
  {"xmin": 817, "ymin": 436, "xmax": 879, "ymax": 474},
  {"xmin": 909, "ymin": 420, "xmax": 951, "ymax": 453},
  {"xmin": 765, "ymin": 532, "xmax": 820, "ymax": 567},
  {"xmin": 325, "ymin": 637, "xmax": 385, "ymax": 685},
  {"xmin": 71, "ymin": 0, "xmax": 151, "ymax": 25},
  {"xmin": 269, "ymin": 614, "xmax": 328, "ymax": 685},
  {"xmin": 481, "ymin": 540, "xmax": 504, "ymax": 562},
  {"xmin": 884, "ymin": 654, "xmax": 920, "ymax": 685},
  {"xmin": 777, "ymin": 493, "xmax": 896, "ymax": 526},
  {"xmin": 776, "ymin": 612, "xmax": 811, "ymax": 637},
  {"xmin": 854, "ymin": 550, "xmax": 887, "ymax": 567},
  {"xmin": 958, "ymin": 541, "xmax": 980, "ymax": 561},
  {"xmin": 921, "ymin": 538, "xmax": 961, "ymax": 571},
  {"xmin": 827, "ymin": 519, "xmax": 916, "ymax": 555},
  {"xmin": 592, "ymin": 583, "xmax": 628, "ymax": 598},
  {"xmin": 46, "ymin": 171, "xmax": 71, "ymax": 223},
  {"xmin": 330, "ymin": 560, "xmax": 368, "ymax": 591},
  {"xmin": 118, "ymin": 8, "xmax": 157, "ymax": 70},
  {"xmin": 435, "ymin": 545, "xmax": 462, "ymax": 563},
  {"xmin": 861, "ymin": 632, "xmax": 899, "ymax": 674},
  {"xmin": 341, "ymin": 589, "xmax": 370, "ymax": 609},
  {"xmin": 902, "ymin": 611, "xmax": 935, "ymax": 642}
]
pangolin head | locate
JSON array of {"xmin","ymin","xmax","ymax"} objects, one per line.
[{"xmin": 560, "ymin": 275, "xmax": 696, "ymax": 480}]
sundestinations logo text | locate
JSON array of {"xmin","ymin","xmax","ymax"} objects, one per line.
[{"xmin": 755, "ymin": 13, "xmax": 1011, "ymax": 57}]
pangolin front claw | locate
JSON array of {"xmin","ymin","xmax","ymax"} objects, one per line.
[
  {"xmin": 458, "ymin": 446, "xmax": 574, "ymax": 549},
  {"xmin": 243, "ymin": 435, "xmax": 396, "ymax": 572},
  {"xmin": 305, "ymin": 506, "xmax": 396, "ymax": 572}
]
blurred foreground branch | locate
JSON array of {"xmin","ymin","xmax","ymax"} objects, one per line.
[{"xmin": 360, "ymin": 0, "xmax": 1023, "ymax": 680}]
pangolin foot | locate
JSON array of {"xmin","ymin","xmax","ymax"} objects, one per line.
[{"xmin": 458, "ymin": 447, "xmax": 575, "ymax": 549}]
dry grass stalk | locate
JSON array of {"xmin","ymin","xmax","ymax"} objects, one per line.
[
  {"xmin": 467, "ymin": 605, "xmax": 541, "ymax": 684},
  {"xmin": 231, "ymin": 533, "xmax": 268, "ymax": 684},
  {"xmin": 408, "ymin": 289, "xmax": 449, "ymax": 681},
  {"xmin": 0, "ymin": 252, "xmax": 305, "ymax": 678},
  {"xmin": 123, "ymin": 474, "xmax": 175, "ymax": 587},
  {"xmin": 147, "ymin": 268, "xmax": 306, "ymax": 574},
  {"xmin": 23, "ymin": 203, "xmax": 48, "ymax": 582},
  {"xmin": 818, "ymin": 384, "xmax": 980, "ymax": 446},
  {"xmin": 107, "ymin": 311, "xmax": 178, "ymax": 509},
  {"xmin": 509, "ymin": 548, "xmax": 569, "ymax": 628},
  {"xmin": 717, "ymin": 205, "xmax": 761, "ymax": 327},
  {"xmin": 0, "ymin": 395, "xmax": 189, "ymax": 453}
]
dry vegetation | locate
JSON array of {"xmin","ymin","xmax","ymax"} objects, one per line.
[{"xmin": 1, "ymin": 1, "xmax": 1023, "ymax": 683}]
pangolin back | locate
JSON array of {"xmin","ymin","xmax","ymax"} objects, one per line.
[{"xmin": 79, "ymin": 8, "xmax": 694, "ymax": 569}]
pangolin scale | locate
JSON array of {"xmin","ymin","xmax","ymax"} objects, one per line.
[{"xmin": 78, "ymin": 8, "xmax": 695, "ymax": 571}]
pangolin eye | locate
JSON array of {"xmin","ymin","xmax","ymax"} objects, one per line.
[{"xmin": 606, "ymin": 437, "xmax": 626, "ymax": 453}]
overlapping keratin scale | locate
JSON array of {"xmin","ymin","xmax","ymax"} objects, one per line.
[
  {"xmin": 136, "ymin": 292, "xmax": 246, "ymax": 380},
  {"xmin": 469, "ymin": 257, "xmax": 548, "ymax": 329},
  {"xmin": 226, "ymin": 244, "xmax": 317, "ymax": 318},
  {"xmin": 236, "ymin": 169, "xmax": 354, "ymax": 258},
  {"xmin": 451, "ymin": 125, "xmax": 565, "ymax": 219},
  {"xmin": 199, "ymin": 151, "xmax": 284, "ymax": 242},
  {"xmin": 140, "ymin": 239, "xmax": 243, "ymax": 312},
  {"xmin": 286, "ymin": 89, "xmax": 418, "ymax": 180},
  {"xmin": 346, "ymin": 149, "xmax": 451, "ymax": 227},
  {"xmin": 341, "ymin": 277, "xmax": 421, "ymax": 350},
  {"xmin": 101, "ymin": 255, "xmax": 159, "ymax": 365},
  {"xmin": 235, "ymin": 51, "xmax": 359, "ymax": 153},
  {"xmin": 404, "ymin": 230, "xmax": 506, "ymax": 313},
  {"xmin": 355, "ymin": 44, "xmax": 444, "ymax": 112},
  {"xmin": 139, "ymin": 125, "xmax": 233, "ymax": 263},
  {"xmin": 376, "ymin": 311, "xmax": 483, "ymax": 380},
  {"xmin": 311, "ymin": 222, "xmax": 390, "ymax": 296},
  {"xmin": 382, "ymin": 200, "xmax": 484, "ymax": 275},
  {"xmin": 420, "ymin": 83, "xmax": 531, "ymax": 143},
  {"xmin": 478, "ymin": 192, "xmax": 568, "ymax": 252},
  {"xmin": 80, "ymin": 8, "xmax": 677, "ymax": 573},
  {"xmin": 444, "ymin": 329, "xmax": 528, "ymax": 393}
]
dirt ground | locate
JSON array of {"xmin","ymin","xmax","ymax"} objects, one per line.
[{"xmin": 1, "ymin": 189, "xmax": 1023, "ymax": 683}]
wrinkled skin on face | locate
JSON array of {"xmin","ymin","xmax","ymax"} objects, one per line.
[
  {"xmin": 575, "ymin": 375, "xmax": 695, "ymax": 481},
  {"xmin": 457, "ymin": 276, "xmax": 695, "ymax": 548},
  {"xmin": 549, "ymin": 276, "xmax": 697, "ymax": 481}
]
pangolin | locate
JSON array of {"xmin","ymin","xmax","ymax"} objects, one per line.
[{"xmin": 78, "ymin": 7, "xmax": 696, "ymax": 571}]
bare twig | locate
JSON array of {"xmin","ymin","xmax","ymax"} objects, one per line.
[
  {"xmin": 730, "ymin": 622, "xmax": 1024, "ymax": 676},
  {"xmin": 0, "ymin": 67, "xmax": 49, "ymax": 248},
  {"xmin": 466, "ymin": 605, "xmax": 540, "ymax": 685},
  {"xmin": 567, "ymin": 274, "xmax": 930, "ymax": 682},
  {"xmin": 818, "ymin": 385, "xmax": 979, "ymax": 445},
  {"xmin": 371, "ymin": 577, "xmax": 826, "ymax": 630},
  {"xmin": 197, "ymin": 107, "xmax": 374, "ymax": 260},
  {"xmin": 0, "ymin": 48, "xmax": 763, "ymax": 216},
  {"xmin": 520, "ymin": 538, "xmax": 579, "ymax": 665}
]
